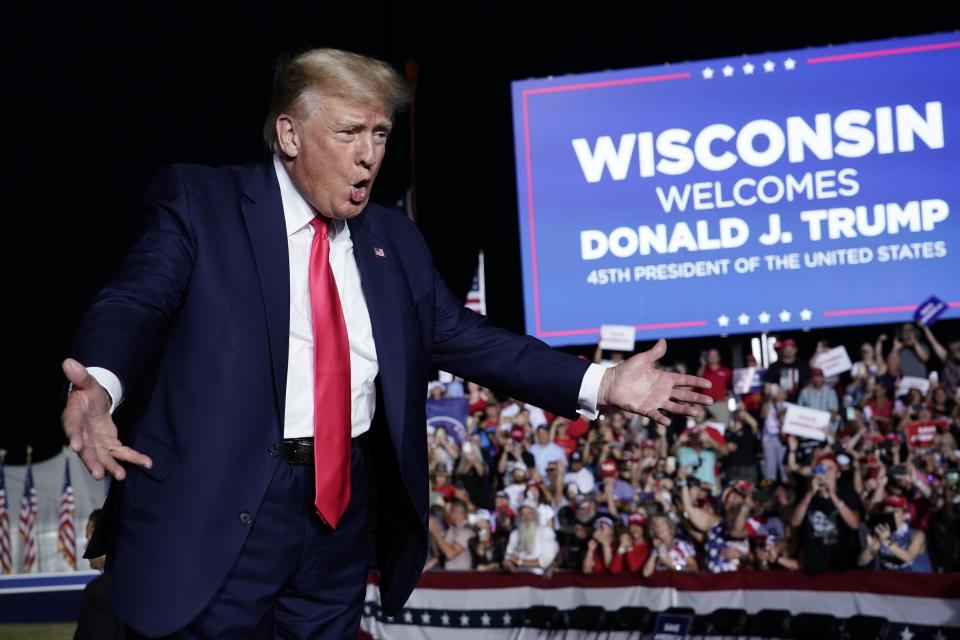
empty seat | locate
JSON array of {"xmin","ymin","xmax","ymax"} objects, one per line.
[
  {"xmin": 745, "ymin": 608, "xmax": 792, "ymax": 638},
  {"xmin": 565, "ymin": 605, "xmax": 606, "ymax": 630},
  {"xmin": 691, "ymin": 607, "xmax": 748, "ymax": 635},
  {"xmin": 841, "ymin": 614, "xmax": 888, "ymax": 640},
  {"xmin": 604, "ymin": 606, "xmax": 650, "ymax": 631},
  {"xmin": 788, "ymin": 612, "xmax": 839, "ymax": 640},
  {"xmin": 519, "ymin": 605, "xmax": 561, "ymax": 629}
]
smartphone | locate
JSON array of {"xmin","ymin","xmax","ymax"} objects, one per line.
[
  {"xmin": 664, "ymin": 456, "xmax": 677, "ymax": 474},
  {"xmin": 867, "ymin": 512, "xmax": 897, "ymax": 533},
  {"xmin": 846, "ymin": 406, "xmax": 856, "ymax": 421},
  {"xmin": 814, "ymin": 464, "xmax": 826, "ymax": 475}
]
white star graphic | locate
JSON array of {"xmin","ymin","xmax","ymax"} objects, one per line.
[
  {"xmin": 420, "ymin": 612, "xmax": 431, "ymax": 624},
  {"xmin": 743, "ymin": 62, "xmax": 755, "ymax": 75},
  {"xmin": 481, "ymin": 613, "xmax": 491, "ymax": 626},
  {"xmin": 403, "ymin": 611, "xmax": 413, "ymax": 623},
  {"xmin": 758, "ymin": 311, "xmax": 771, "ymax": 324},
  {"xmin": 363, "ymin": 604, "xmax": 372, "ymax": 616},
  {"xmin": 722, "ymin": 64, "xmax": 734, "ymax": 77},
  {"xmin": 717, "ymin": 314, "xmax": 730, "ymax": 327},
  {"xmin": 784, "ymin": 57, "xmax": 797, "ymax": 70},
  {"xmin": 738, "ymin": 313, "xmax": 750, "ymax": 326},
  {"xmin": 502, "ymin": 612, "xmax": 513, "ymax": 625},
  {"xmin": 702, "ymin": 66, "xmax": 715, "ymax": 79},
  {"xmin": 459, "ymin": 614, "xmax": 470, "ymax": 626},
  {"xmin": 900, "ymin": 626, "xmax": 914, "ymax": 640},
  {"xmin": 763, "ymin": 60, "xmax": 776, "ymax": 73},
  {"xmin": 440, "ymin": 613, "xmax": 450, "ymax": 625},
  {"xmin": 800, "ymin": 308, "xmax": 813, "ymax": 321},
  {"xmin": 779, "ymin": 310, "xmax": 791, "ymax": 322}
]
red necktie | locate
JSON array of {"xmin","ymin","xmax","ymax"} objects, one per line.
[{"xmin": 308, "ymin": 216, "xmax": 351, "ymax": 528}]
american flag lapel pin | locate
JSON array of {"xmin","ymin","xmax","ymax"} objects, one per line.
[{"xmin": 374, "ymin": 247, "xmax": 385, "ymax": 258}]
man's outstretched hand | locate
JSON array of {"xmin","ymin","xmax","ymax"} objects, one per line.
[
  {"xmin": 596, "ymin": 339, "xmax": 713, "ymax": 426},
  {"xmin": 61, "ymin": 358, "xmax": 152, "ymax": 481}
]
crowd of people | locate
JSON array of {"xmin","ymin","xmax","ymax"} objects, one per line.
[{"xmin": 422, "ymin": 323, "xmax": 960, "ymax": 576}]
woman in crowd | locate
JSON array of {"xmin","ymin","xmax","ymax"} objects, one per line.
[
  {"xmin": 858, "ymin": 495, "xmax": 929, "ymax": 571},
  {"xmin": 610, "ymin": 512, "xmax": 651, "ymax": 574},
  {"xmin": 642, "ymin": 514, "xmax": 699, "ymax": 577}
]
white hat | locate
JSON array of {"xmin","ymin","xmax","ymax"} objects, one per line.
[{"xmin": 519, "ymin": 498, "xmax": 539, "ymax": 513}]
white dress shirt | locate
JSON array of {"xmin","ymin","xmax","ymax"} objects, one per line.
[
  {"xmin": 274, "ymin": 156, "xmax": 379, "ymax": 438},
  {"xmin": 87, "ymin": 157, "xmax": 610, "ymax": 434}
]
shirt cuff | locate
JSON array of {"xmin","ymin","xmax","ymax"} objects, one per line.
[
  {"xmin": 577, "ymin": 363, "xmax": 616, "ymax": 420},
  {"xmin": 83, "ymin": 367, "xmax": 123, "ymax": 414}
]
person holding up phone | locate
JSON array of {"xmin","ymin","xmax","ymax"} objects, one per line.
[
  {"xmin": 790, "ymin": 454, "xmax": 863, "ymax": 574},
  {"xmin": 858, "ymin": 495, "xmax": 928, "ymax": 571}
]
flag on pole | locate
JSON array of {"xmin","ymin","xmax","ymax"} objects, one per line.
[
  {"xmin": 0, "ymin": 453, "xmax": 12, "ymax": 574},
  {"xmin": 58, "ymin": 459, "xmax": 76, "ymax": 570},
  {"xmin": 18, "ymin": 462, "xmax": 38, "ymax": 573},
  {"xmin": 464, "ymin": 251, "xmax": 486, "ymax": 316}
]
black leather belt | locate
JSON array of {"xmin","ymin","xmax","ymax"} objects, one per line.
[
  {"xmin": 280, "ymin": 438, "xmax": 314, "ymax": 465},
  {"xmin": 278, "ymin": 433, "xmax": 366, "ymax": 465}
]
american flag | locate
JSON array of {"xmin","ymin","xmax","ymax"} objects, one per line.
[
  {"xmin": 464, "ymin": 251, "xmax": 486, "ymax": 316},
  {"xmin": 18, "ymin": 463, "xmax": 38, "ymax": 573},
  {"xmin": 0, "ymin": 459, "xmax": 11, "ymax": 574},
  {"xmin": 58, "ymin": 460, "xmax": 76, "ymax": 569}
]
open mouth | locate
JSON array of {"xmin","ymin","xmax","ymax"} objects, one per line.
[{"xmin": 350, "ymin": 180, "xmax": 369, "ymax": 204}]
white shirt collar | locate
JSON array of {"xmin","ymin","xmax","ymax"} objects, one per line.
[{"xmin": 272, "ymin": 155, "xmax": 349, "ymax": 242}]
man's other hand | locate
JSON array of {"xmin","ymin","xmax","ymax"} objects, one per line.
[{"xmin": 597, "ymin": 339, "xmax": 713, "ymax": 427}]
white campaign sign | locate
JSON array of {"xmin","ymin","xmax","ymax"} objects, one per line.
[
  {"xmin": 782, "ymin": 403, "xmax": 831, "ymax": 441},
  {"xmin": 897, "ymin": 376, "xmax": 931, "ymax": 397},
  {"xmin": 599, "ymin": 324, "xmax": 636, "ymax": 352},
  {"xmin": 813, "ymin": 346, "xmax": 853, "ymax": 378}
]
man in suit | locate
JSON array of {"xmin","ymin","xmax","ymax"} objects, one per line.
[{"xmin": 61, "ymin": 48, "xmax": 712, "ymax": 638}]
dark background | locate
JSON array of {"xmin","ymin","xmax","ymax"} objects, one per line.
[{"xmin": 5, "ymin": 4, "xmax": 959, "ymax": 463}]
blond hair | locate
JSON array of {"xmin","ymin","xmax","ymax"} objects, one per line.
[{"xmin": 262, "ymin": 48, "xmax": 411, "ymax": 152}]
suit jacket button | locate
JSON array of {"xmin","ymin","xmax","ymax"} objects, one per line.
[
  {"xmin": 268, "ymin": 443, "xmax": 280, "ymax": 457},
  {"xmin": 239, "ymin": 511, "xmax": 253, "ymax": 526}
]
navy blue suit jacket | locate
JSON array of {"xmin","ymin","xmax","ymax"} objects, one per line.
[{"xmin": 73, "ymin": 159, "xmax": 590, "ymax": 635}]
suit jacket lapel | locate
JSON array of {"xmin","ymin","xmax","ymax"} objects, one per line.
[
  {"xmin": 240, "ymin": 161, "xmax": 290, "ymax": 423},
  {"xmin": 349, "ymin": 212, "xmax": 410, "ymax": 451}
]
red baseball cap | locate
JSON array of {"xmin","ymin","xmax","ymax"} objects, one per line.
[
  {"xmin": 884, "ymin": 495, "xmax": 907, "ymax": 509},
  {"xmin": 628, "ymin": 512, "xmax": 647, "ymax": 526},
  {"xmin": 731, "ymin": 479, "xmax": 753, "ymax": 495},
  {"xmin": 814, "ymin": 453, "xmax": 838, "ymax": 468},
  {"xmin": 510, "ymin": 426, "xmax": 525, "ymax": 441},
  {"xmin": 600, "ymin": 459, "xmax": 618, "ymax": 478},
  {"xmin": 811, "ymin": 367, "xmax": 824, "ymax": 377}
]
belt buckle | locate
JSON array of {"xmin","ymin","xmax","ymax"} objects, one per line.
[
  {"xmin": 281, "ymin": 438, "xmax": 313, "ymax": 465},
  {"xmin": 295, "ymin": 438, "xmax": 313, "ymax": 464}
]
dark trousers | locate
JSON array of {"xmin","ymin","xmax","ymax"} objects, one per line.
[
  {"xmin": 75, "ymin": 573, "xmax": 126, "ymax": 640},
  {"xmin": 129, "ymin": 435, "xmax": 371, "ymax": 639}
]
